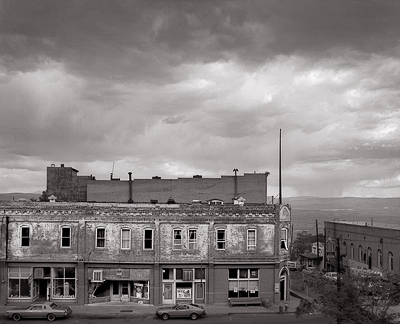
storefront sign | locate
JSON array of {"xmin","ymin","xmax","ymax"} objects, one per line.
[{"xmin": 177, "ymin": 288, "xmax": 191, "ymax": 299}]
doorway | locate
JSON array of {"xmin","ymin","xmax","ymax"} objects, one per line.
[
  {"xmin": 111, "ymin": 281, "xmax": 130, "ymax": 301},
  {"xmin": 279, "ymin": 269, "xmax": 288, "ymax": 301},
  {"xmin": 163, "ymin": 283, "xmax": 173, "ymax": 304}
]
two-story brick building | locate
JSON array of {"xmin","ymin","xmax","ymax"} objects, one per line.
[{"xmin": 0, "ymin": 202, "xmax": 291, "ymax": 306}]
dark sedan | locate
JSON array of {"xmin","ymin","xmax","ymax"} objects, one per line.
[
  {"xmin": 155, "ymin": 303, "xmax": 206, "ymax": 320},
  {"xmin": 5, "ymin": 302, "xmax": 72, "ymax": 321}
]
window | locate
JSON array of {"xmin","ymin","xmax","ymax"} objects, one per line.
[
  {"xmin": 388, "ymin": 252, "xmax": 393, "ymax": 271},
  {"xmin": 21, "ymin": 226, "xmax": 30, "ymax": 247},
  {"xmin": 280, "ymin": 228, "xmax": 288, "ymax": 250},
  {"xmin": 228, "ymin": 269, "xmax": 259, "ymax": 298},
  {"xmin": 8, "ymin": 267, "xmax": 31, "ymax": 299},
  {"xmin": 216, "ymin": 229, "xmax": 226, "ymax": 250},
  {"xmin": 121, "ymin": 228, "xmax": 131, "ymax": 250},
  {"xmin": 53, "ymin": 267, "xmax": 76, "ymax": 299},
  {"xmin": 188, "ymin": 229, "xmax": 197, "ymax": 250},
  {"xmin": 247, "ymin": 229, "xmax": 256, "ymax": 250},
  {"xmin": 92, "ymin": 270, "xmax": 103, "ymax": 282},
  {"xmin": 96, "ymin": 228, "xmax": 105, "ymax": 248},
  {"xmin": 377, "ymin": 249, "xmax": 383, "ymax": 268},
  {"xmin": 61, "ymin": 227, "xmax": 71, "ymax": 248},
  {"xmin": 144, "ymin": 229, "xmax": 153, "ymax": 250},
  {"xmin": 173, "ymin": 229, "xmax": 182, "ymax": 250},
  {"xmin": 358, "ymin": 245, "xmax": 364, "ymax": 262},
  {"xmin": 350, "ymin": 243, "xmax": 354, "ymax": 259}
]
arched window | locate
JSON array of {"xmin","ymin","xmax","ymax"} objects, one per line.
[
  {"xmin": 358, "ymin": 245, "xmax": 364, "ymax": 262},
  {"xmin": 367, "ymin": 247, "xmax": 372, "ymax": 269},
  {"xmin": 388, "ymin": 252, "xmax": 394, "ymax": 271},
  {"xmin": 342, "ymin": 241, "xmax": 347, "ymax": 256},
  {"xmin": 350, "ymin": 243, "xmax": 354, "ymax": 259},
  {"xmin": 377, "ymin": 249, "xmax": 383, "ymax": 268}
]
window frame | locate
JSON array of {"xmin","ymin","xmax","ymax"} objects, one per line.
[
  {"xmin": 121, "ymin": 228, "xmax": 131, "ymax": 250},
  {"xmin": 377, "ymin": 249, "xmax": 383, "ymax": 268},
  {"xmin": 173, "ymin": 229, "xmax": 182, "ymax": 250},
  {"xmin": 188, "ymin": 229, "xmax": 197, "ymax": 251},
  {"xmin": 247, "ymin": 229, "xmax": 257, "ymax": 251},
  {"xmin": 96, "ymin": 227, "xmax": 106, "ymax": 249},
  {"xmin": 388, "ymin": 251, "xmax": 393, "ymax": 271},
  {"xmin": 143, "ymin": 229, "xmax": 153, "ymax": 250},
  {"xmin": 21, "ymin": 226, "xmax": 30, "ymax": 247},
  {"xmin": 92, "ymin": 270, "xmax": 103, "ymax": 282},
  {"xmin": 216, "ymin": 229, "xmax": 226, "ymax": 250},
  {"xmin": 60, "ymin": 226, "xmax": 71, "ymax": 248},
  {"xmin": 280, "ymin": 228, "xmax": 288, "ymax": 250}
]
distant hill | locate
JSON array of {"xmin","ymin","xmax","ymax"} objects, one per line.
[
  {"xmin": 0, "ymin": 192, "xmax": 41, "ymax": 202},
  {"xmin": 284, "ymin": 197, "xmax": 400, "ymax": 234}
]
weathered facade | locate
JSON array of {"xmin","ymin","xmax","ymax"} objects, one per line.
[
  {"xmin": 0, "ymin": 202, "xmax": 291, "ymax": 306},
  {"xmin": 46, "ymin": 164, "xmax": 270, "ymax": 204},
  {"xmin": 325, "ymin": 221, "xmax": 400, "ymax": 274}
]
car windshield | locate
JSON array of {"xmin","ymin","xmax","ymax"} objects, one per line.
[{"xmin": 49, "ymin": 303, "xmax": 58, "ymax": 309}]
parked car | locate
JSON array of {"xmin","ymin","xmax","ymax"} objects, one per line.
[
  {"xmin": 324, "ymin": 272, "xmax": 338, "ymax": 280},
  {"xmin": 5, "ymin": 302, "xmax": 72, "ymax": 322},
  {"xmin": 155, "ymin": 303, "xmax": 206, "ymax": 320}
]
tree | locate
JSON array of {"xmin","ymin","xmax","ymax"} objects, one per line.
[
  {"xmin": 295, "ymin": 269, "xmax": 400, "ymax": 323},
  {"xmin": 291, "ymin": 230, "xmax": 324, "ymax": 260}
]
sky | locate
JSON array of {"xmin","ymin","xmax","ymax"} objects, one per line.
[{"xmin": 0, "ymin": 0, "xmax": 399, "ymax": 198}]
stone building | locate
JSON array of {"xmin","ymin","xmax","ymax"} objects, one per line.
[
  {"xmin": 0, "ymin": 202, "xmax": 291, "ymax": 306},
  {"xmin": 325, "ymin": 221, "xmax": 400, "ymax": 274}
]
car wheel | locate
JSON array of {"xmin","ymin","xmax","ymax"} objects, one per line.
[
  {"xmin": 161, "ymin": 313, "xmax": 169, "ymax": 320},
  {"xmin": 12, "ymin": 313, "xmax": 21, "ymax": 321},
  {"xmin": 47, "ymin": 313, "xmax": 56, "ymax": 322},
  {"xmin": 190, "ymin": 313, "xmax": 198, "ymax": 320}
]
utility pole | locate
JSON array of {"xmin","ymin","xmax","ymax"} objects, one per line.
[
  {"xmin": 336, "ymin": 237, "xmax": 342, "ymax": 324},
  {"xmin": 316, "ymin": 220, "xmax": 319, "ymax": 268},
  {"xmin": 279, "ymin": 129, "xmax": 282, "ymax": 205},
  {"xmin": 233, "ymin": 168, "xmax": 238, "ymax": 198}
]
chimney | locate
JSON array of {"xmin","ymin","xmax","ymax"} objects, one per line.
[{"xmin": 128, "ymin": 172, "xmax": 133, "ymax": 203}]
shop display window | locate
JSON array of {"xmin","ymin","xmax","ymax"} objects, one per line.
[
  {"xmin": 53, "ymin": 267, "xmax": 76, "ymax": 299},
  {"xmin": 228, "ymin": 269, "xmax": 259, "ymax": 298},
  {"xmin": 8, "ymin": 267, "xmax": 31, "ymax": 299}
]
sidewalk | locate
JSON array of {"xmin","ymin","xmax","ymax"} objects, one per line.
[{"xmin": 0, "ymin": 298, "xmax": 302, "ymax": 318}]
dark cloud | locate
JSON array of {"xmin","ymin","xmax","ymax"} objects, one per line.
[{"xmin": 0, "ymin": 0, "xmax": 399, "ymax": 196}]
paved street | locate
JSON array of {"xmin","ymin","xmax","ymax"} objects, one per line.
[{"xmin": 1, "ymin": 313, "xmax": 332, "ymax": 324}]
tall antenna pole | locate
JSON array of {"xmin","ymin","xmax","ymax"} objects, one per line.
[{"xmin": 279, "ymin": 129, "xmax": 282, "ymax": 205}]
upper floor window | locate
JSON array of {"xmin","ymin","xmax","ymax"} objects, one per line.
[
  {"xmin": 377, "ymin": 249, "xmax": 383, "ymax": 268},
  {"xmin": 173, "ymin": 229, "xmax": 182, "ymax": 250},
  {"xmin": 21, "ymin": 226, "xmax": 30, "ymax": 247},
  {"xmin": 188, "ymin": 229, "xmax": 197, "ymax": 250},
  {"xmin": 388, "ymin": 252, "xmax": 394, "ymax": 271},
  {"xmin": 280, "ymin": 228, "xmax": 288, "ymax": 250},
  {"xmin": 247, "ymin": 229, "xmax": 256, "ymax": 250},
  {"xmin": 350, "ymin": 243, "xmax": 354, "ymax": 259},
  {"xmin": 61, "ymin": 227, "xmax": 71, "ymax": 248},
  {"xmin": 216, "ymin": 229, "xmax": 226, "ymax": 250},
  {"xmin": 96, "ymin": 228, "xmax": 105, "ymax": 248},
  {"xmin": 121, "ymin": 228, "xmax": 131, "ymax": 250},
  {"xmin": 144, "ymin": 229, "xmax": 153, "ymax": 250}
]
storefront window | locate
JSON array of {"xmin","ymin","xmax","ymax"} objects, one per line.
[
  {"xmin": 228, "ymin": 269, "xmax": 259, "ymax": 298},
  {"xmin": 131, "ymin": 281, "xmax": 149, "ymax": 299},
  {"xmin": 8, "ymin": 267, "xmax": 31, "ymax": 299},
  {"xmin": 53, "ymin": 267, "xmax": 76, "ymax": 299}
]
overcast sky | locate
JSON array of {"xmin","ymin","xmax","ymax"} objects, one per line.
[{"xmin": 1, "ymin": 0, "xmax": 399, "ymax": 198}]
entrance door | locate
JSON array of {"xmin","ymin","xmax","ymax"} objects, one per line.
[
  {"xmin": 111, "ymin": 281, "xmax": 120, "ymax": 301},
  {"xmin": 111, "ymin": 281, "xmax": 131, "ymax": 301},
  {"xmin": 194, "ymin": 283, "xmax": 205, "ymax": 304},
  {"xmin": 163, "ymin": 283, "xmax": 173, "ymax": 304}
]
